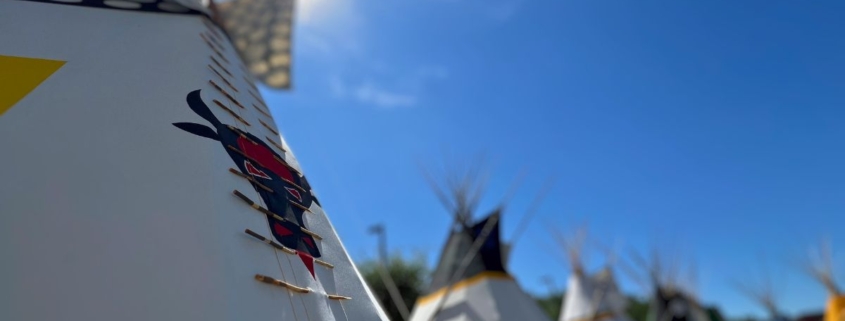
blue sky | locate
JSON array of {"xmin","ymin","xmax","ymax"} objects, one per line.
[{"xmin": 260, "ymin": 0, "xmax": 845, "ymax": 318}]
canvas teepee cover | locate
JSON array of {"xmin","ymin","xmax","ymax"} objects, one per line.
[
  {"xmin": 561, "ymin": 267, "xmax": 631, "ymax": 321},
  {"xmin": 826, "ymin": 297, "xmax": 845, "ymax": 321},
  {"xmin": 0, "ymin": 1, "xmax": 387, "ymax": 320},
  {"xmin": 409, "ymin": 211, "xmax": 551, "ymax": 321},
  {"xmin": 555, "ymin": 229, "xmax": 630, "ymax": 321}
]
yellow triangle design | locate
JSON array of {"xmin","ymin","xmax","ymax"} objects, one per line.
[{"xmin": 0, "ymin": 55, "xmax": 66, "ymax": 117}]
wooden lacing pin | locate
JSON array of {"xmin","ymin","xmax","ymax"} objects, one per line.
[
  {"xmin": 227, "ymin": 146, "xmax": 264, "ymax": 168},
  {"xmin": 207, "ymin": 43, "xmax": 229, "ymax": 64},
  {"xmin": 259, "ymin": 119, "xmax": 279, "ymax": 136},
  {"xmin": 282, "ymin": 178, "xmax": 306, "ymax": 194},
  {"xmin": 249, "ymin": 90, "xmax": 268, "ymax": 107},
  {"xmin": 200, "ymin": 35, "xmax": 227, "ymax": 63},
  {"xmin": 199, "ymin": 32, "xmax": 224, "ymax": 52},
  {"xmin": 209, "ymin": 80, "xmax": 245, "ymax": 109},
  {"xmin": 232, "ymin": 189, "xmax": 319, "ymax": 240},
  {"xmin": 226, "ymin": 125, "xmax": 258, "ymax": 144},
  {"xmin": 255, "ymin": 274, "xmax": 311, "ymax": 294},
  {"xmin": 300, "ymin": 227, "xmax": 322, "ymax": 240},
  {"xmin": 244, "ymin": 76, "xmax": 259, "ymax": 91},
  {"xmin": 289, "ymin": 201, "xmax": 312, "ymax": 214},
  {"xmin": 208, "ymin": 65, "xmax": 238, "ymax": 92},
  {"xmin": 239, "ymin": 63, "xmax": 250, "ymax": 77},
  {"xmin": 203, "ymin": 31, "xmax": 225, "ymax": 50},
  {"xmin": 314, "ymin": 259, "xmax": 334, "ymax": 269},
  {"xmin": 265, "ymin": 136, "xmax": 286, "ymax": 153},
  {"xmin": 264, "ymin": 170, "xmax": 305, "ymax": 193},
  {"xmin": 225, "ymin": 146, "xmax": 303, "ymax": 194},
  {"xmin": 253, "ymin": 104, "xmax": 272, "ymax": 118},
  {"xmin": 272, "ymin": 155, "xmax": 302, "ymax": 177},
  {"xmin": 229, "ymin": 168, "xmax": 314, "ymax": 212},
  {"xmin": 228, "ymin": 168, "xmax": 273, "ymax": 193},
  {"xmin": 212, "ymin": 99, "xmax": 250, "ymax": 126},
  {"xmin": 210, "ymin": 56, "xmax": 233, "ymax": 77},
  {"xmin": 244, "ymin": 229, "xmax": 296, "ymax": 254},
  {"xmin": 245, "ymin": 229, "xmax": 334, "ymax": 268},
  {"xmin": 327, "ymin": 294, "xmax": 352, "ymax": 300},
  {"xmin": 232, "ymin": 189, "xmax": 288, "ymax": 222},
  {"xmin": 201, "ymin": 18, "xmax": 223, "ymax": 39}
]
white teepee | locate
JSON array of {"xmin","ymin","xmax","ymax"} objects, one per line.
[
  {"xmin": 408, "ymin": 164, "xmax": 551, "ymax": 321},
  {"xmin": 0, "ymin": 1, "xmax": 387, "ymax": 320},
  {"xmin": 554, "ymin": 228, "xmax": 631, "ymax": 321}
]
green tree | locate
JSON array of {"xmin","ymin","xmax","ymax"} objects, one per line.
[
  {"xmin": 705, "ymin": 306, "xmax": 726, "ymax": 321},
  {"xmin": 627, "ymin": 296, "xmax": 650, "ymax": 321},
  {"xmin": 359, "ymin": 253, "xmax": 429, "ymax": 321},
  {"xmin": 535, "ymin": 292, "xmax": 564, "ymax": 320}
]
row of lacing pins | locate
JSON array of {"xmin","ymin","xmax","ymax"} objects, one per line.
[{"xmin": 199, "ymin": 17, "xmax": 351, "ymax": 302}]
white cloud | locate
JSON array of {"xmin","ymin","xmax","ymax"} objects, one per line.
[
  {"xmin": 354, "ymin": 82, "xmax": 417, "ymax": 108},
  {"xmin": 329, "ymin": 76, "xmax": 418, "ymax": 108},
  {"xmin": 295, "ymin": 0, "xmax": 366, "ymax": 60},
  {"xmin": 297, "ymin": 0, "xmax": 360, "ymax": 28},
  {"xmin": 328, "ymin": 63, "xmax": 449, "ymax": 108},
  {"xmin": 294, "ymin": 0, "xmax": 451, "ymax": 109}
]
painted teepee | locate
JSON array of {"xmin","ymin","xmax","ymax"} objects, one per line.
[
  {"xmin": 408, "ymin": 166, "xmax": 551, "ymax": 321},
  {"xmin": 0, "ymin": 0, "xmax": 387, "ymax": 320},
  {"xmin": 804, "ymin": 241, "xmax": 844, "ymax": 321},
  {"xmin": 554, "ymin": 229, "xmax": 631, "ymax": 321}
]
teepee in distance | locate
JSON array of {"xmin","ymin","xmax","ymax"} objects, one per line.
[
  {"xmin": 553, "ymin": 227, "xmax": 631, "ymax": 321},
  {"xmin": 731, "ymin": 265, "xmax": 791, "ymax": 321},
  {"xmin": 627, "ymin": 249, "xmax": 709, "ymax": 321},
  {"xmin": 803, "ymin": 241, "xmax": 844, "ymax": 321},
  {"xmin": 408, "ymin": 160, "xmax": 551, "ymax": 321}
]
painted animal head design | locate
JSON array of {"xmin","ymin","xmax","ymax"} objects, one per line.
[{"xmin": 173, "ymin": 90, "xmax": 321, "ymax": 260}]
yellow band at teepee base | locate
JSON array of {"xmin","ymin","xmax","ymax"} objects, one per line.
[{"xmin": 826, "ymin": 296, "xmax": 845, "ymax": 321}]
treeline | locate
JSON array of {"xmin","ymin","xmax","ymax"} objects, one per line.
[{"xmin": 531, "ymin": 292, "xmax": 728, "ymax": 321}]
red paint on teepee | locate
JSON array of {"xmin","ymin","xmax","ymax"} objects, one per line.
[
  {"xmin": 273, "ymin": 223, "xmax": 293, "ymax": 236},
  {"xmin": 297, "ymin": 251, "xmax": 316, "ymax": 279}
]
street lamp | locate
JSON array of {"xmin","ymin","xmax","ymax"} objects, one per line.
[{"xmin": 368, "ymin": 223, "xmax": 410, "ymax": 320}]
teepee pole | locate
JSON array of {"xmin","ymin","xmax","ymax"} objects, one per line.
[
  {"xmin": 510, "ymin": 176, "xmax": 555, "ymax": 247},
  {"xmin": 803, "ymin": 239, "xmax": 841, "ymax": 296}
]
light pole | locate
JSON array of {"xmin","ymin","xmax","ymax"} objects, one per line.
[{"xmin": 368, "ymin": 224, "xmax": 410, "ymax": 320}]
